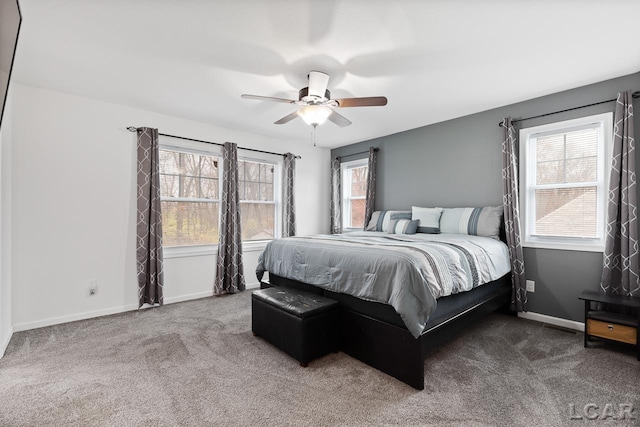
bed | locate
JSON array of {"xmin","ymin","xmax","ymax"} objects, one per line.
[{"xmin": 256, "ymin": 230, "xmax": 513, "ymax": 390}]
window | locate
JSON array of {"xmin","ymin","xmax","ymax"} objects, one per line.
[
  {"xmin": 238, "ymin": 159, "xmax": 280, "ymax": 241},
  {"xmin": 519, "ymin": 113, "xmax": 612, "ymax": 251},
  {"xmin": 159, "ymin": 148, "xmax": 220, "ymax": 247},
  {"xmin": 159, "ymin": 142, "xmax": 282, "ymax": 251},
  {"xmin": 341, "ymin": 158, "xmax": 368, "ymax": 230}
]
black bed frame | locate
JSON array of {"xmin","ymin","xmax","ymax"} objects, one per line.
[{"xmin": 266, "ymin": 273, "xmax": 512, "ymax": 390}]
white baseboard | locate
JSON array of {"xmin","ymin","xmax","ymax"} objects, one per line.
[
  {"xmin": 13, "ymin": 304, "xmax": 139, "ymax": 332},
  {"xmin": 0, "ymin": 326, "xmax": 13, "ymax": 358},
  {"xmin": 13, "ymin": 283, "xmax": 262, "ymax": 333},
  {"xmin": 518, "ymin": 311, "xmax": 585, "ymax": 332},
  {"xmin": 164, "ymin": 290, "xmax": 213, "ymax": 305}
]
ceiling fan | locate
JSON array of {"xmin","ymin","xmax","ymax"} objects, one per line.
[{"xmin": 241, "ymin": 71, "xmax": 388, "ymax": 128}]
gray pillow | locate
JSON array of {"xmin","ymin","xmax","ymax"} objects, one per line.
[
  {"xmin": 388, "ymin": 219, "xmax": 419, "ymax": 235},
  {"xmin": 439, "ymin": 206, "xmax": 503, "ymax": 240},
  {"xmin": 366, "ymin": 210, "xmax": 411, "ymax": 232}
]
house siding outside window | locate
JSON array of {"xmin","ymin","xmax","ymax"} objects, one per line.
[
  {"xmin": 519, "ymin": 112, "xmax": 612, "ymax": 252},
  {"xmin": 341, "ymin": 158, "xmax": 368, "ymax": 230}
]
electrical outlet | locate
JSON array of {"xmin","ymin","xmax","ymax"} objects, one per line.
[
  {"xmin": 87, "ymin": 279, "xmax": 98, "ymax": 297},
  {"xmin": 526, "ymin": 280, "xmax": 535, "ymax": 293}
]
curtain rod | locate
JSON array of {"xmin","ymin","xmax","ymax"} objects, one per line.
[
  {"xmin": 127, "ymin": 127, "xmax": 301, "ymax": 159},
  {"xmin": 498, "ymin": 91, "xmax": 640, "ymax": 127},
  {"xmin": 335, "ymin": 147, "xmax": 378, "ymax": 161}
]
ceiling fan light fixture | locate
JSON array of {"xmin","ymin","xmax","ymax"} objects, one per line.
[
  {"xmin": 297, "ymin": 105, "xmax": 332, "ymax": 127},
  {"xmin": 241, "ymin": 70, "xmax": 387, "ymax": 130}
]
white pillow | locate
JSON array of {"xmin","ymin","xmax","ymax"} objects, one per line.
[{"xmin": 411, "ymin": 206, "xmax": 443, "ymax": 234}]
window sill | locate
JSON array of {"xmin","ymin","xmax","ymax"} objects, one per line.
[
  {"xmin": 164, "ymin": 245, "xmax": 216, "ymax": 259},
  {"xmin": 523, "ymin": 240, "xmax": 604, "ymax": 253},
  {"xmin": 163, "ymin": 240, "xmax": 272, "ymax": 259},
  {"xmin": 242, "ymin": 240, "xmax": 271, "ymax": 252}
]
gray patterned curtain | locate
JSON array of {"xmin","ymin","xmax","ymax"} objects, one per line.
[
  {"xmin": 501, "ymin": 118, "xmax": 527, "ymax": 311},
  {"xmin": 363, "ymin": 147, "xmax": 377, "ymax": 229},
  {"xmin": 330, "ymin": 158, "xmax": 342, "ymax": 234},
  {"xmin": 215, "ymin": 142, "xmax": 245, "ymax": 295},
  {"xmin": 136, "ymin": 127, "xmax": 164, "ymax": 307},
  {"xmin": 601, "ymin": 91, "xmax": 639, "ymax": 297},
  {"xmin": 282, "ymin": 153, "xmax": 296, "ymax": 237}
]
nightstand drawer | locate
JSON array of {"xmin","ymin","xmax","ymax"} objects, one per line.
[{"xmin": 587, "ymin": 319, "xmax": 637, "ymax": 345}]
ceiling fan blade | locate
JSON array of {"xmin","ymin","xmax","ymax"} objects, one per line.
[
  {"xmin": 241, "ymin": 94, "xmax": 296, "ymax": 104},
  {"xmin": 274, "ymin": 111, "xmax": 300, "ymax": 125},
  {"xmin": 308, "ymin": 71, "xmax": 330, "ymax": 98},
  {"xmin": 327, "ymin": 110, "xmax": 352, "ymax": 127},
  {"xmin": 334, "ymin": 96, "xmax": 388, "ymax": 108}
]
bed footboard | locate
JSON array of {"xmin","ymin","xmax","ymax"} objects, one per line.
[
  {"xmin": 341, "ymin": 309, "xmax": 425, "ymax": 390},
  {"xmin": 267, "ymin": 273, "xmax": 511, "ymax": 390},
  {"xmin": 420, "ymin": 284, "xmax": 511, "ymax": 356}
]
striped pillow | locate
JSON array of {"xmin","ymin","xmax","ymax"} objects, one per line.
[
  {"xmin": 439, "ymin": 206, "xmax": 503, "ymax": 240},
  {"xmin": 365, "ymin": 210, "xmax": 411, "ymax": 232},
  {"xmin": 388, "ymin": 219, "xmax": 419, "ymax": 235},
  {"xmin": 411, "ymin": 206, "xmax": 443, "ymax": 234}
]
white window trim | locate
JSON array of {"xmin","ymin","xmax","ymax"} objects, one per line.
[
  {"xmin": 164, "ymin": 244, "xmax": 217, "ymax": 259},
  {"xmin": 341, "ymin": 157, "xmax": 368, "ymax": 232},
  {"xmin": 519, "ymin": 112, "xmax": 612, "ymax": 252},
  {"xmin": 159, "ymin": 139, "xmax": 282, "ymax": 256},
  {"xmin": 162, "ymin": 237, "xmax": 276, "ymax": 258},
  {"xmin": 163, "ymin": 241, "xmax": 269, "ymax": 259}
]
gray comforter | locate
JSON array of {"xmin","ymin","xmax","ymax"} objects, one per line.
[{"xmin": 256, "ymin": 231, "xmax": 511, "ymax": 337}]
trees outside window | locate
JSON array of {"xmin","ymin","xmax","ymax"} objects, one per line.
[
  {"xmin": 238, "ymin": 159, "xmax": 277, "ymax": 241},
  {"xmin": 159, "ymin": 149, "xmax": 220, "ymax": 246},
  {"xmin": 159, "ymin": 147, "xmax": 281, "ymax": 248}
]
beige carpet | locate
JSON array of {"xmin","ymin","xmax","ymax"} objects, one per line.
[{"xmin": 0, "ymin": 291, "xmax": 638, "ymax": 426}]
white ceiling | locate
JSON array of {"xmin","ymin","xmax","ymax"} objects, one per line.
[{"xmin": 13, "ymin": 0, "xmax": 640, "ymax": 148}]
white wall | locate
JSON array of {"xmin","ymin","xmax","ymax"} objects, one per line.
[
  {"xmin": 11, "ymin": 83, "xmax": 330, "ymax": 331},
  {"xmin": 0, "ymin": 83, "xmax": 13, "ymax": 357}
]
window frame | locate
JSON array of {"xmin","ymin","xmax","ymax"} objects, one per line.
[
  {"xmin": 519, "ymin": 112, "xmax": 612, "ymax": 252},
  {"xmin": 158, "ymin": 137, "xmax": 282, "ymax": 258},
  {"xmin": 340, "ymin": 157, "xmax": 368, "ymax": 232},
  {"xmin": 237, "ymin": 155, "xmax": 283, "ymax": 244},
  {"xmin": 159, "ymin": 144, "xmax": 222, "ymax": 258}
]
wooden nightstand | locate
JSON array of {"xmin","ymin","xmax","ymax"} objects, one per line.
[{"xmin": 579, "ymin": 290, "xmax": 640, "ymax": 360}]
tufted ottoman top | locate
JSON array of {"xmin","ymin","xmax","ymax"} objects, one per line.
[{"xmin": 252, "ymin": 287, "xmax": 338, "ymax": 318}]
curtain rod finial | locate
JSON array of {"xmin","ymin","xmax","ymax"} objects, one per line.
[{"xmin": 127, "ymin": 126, "xmax": 137, "ymax": 132}]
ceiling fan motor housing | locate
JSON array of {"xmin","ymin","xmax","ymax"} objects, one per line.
[{"xmin": 299, "ymin": 87, "xmax": 330, "ymax": 104}]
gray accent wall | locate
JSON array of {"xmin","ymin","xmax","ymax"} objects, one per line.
[{"xmin": 332, "ymin": 72, "xmax": 640, "ymax": 322}]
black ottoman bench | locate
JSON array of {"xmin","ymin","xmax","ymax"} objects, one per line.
[{"xmin": 252, "ymin": 287, "xmax": 339, "ymax": 367}]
